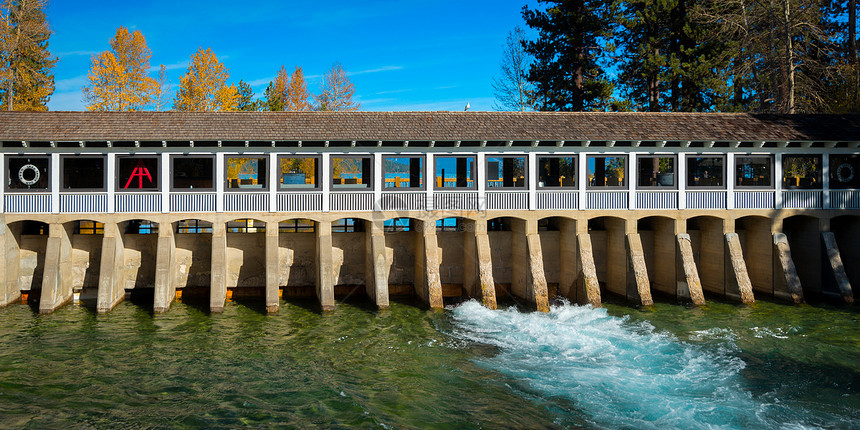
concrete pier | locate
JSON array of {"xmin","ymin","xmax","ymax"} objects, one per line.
[
  {"xmin": 414, "ymin": 220, "xmax": 443, "ymax": 309},
  {"xmin": 676, "ymin": 233, "xmax": 706, "ymax": 305},
  {"xmin": 773, "ymin": 233, "xmax": 805, "ymax": 303},
  {"xmin": 0, "ymin": 220, "xmax": 21, "ymax": 308},
  {"xmin": 210, "ymin": 223, "xmax": 228, "ymax": 312},
  {"xmin": 316, "ymin": 220, "xmax": 335, "ymax": 311},
  {"xmin": 821, "ymin": 232, "xmax": 854, "ymax": 304},
  {"xmin": 688, "ymin": 217, "xmax": 725, "ymax": 299},
  {"xmin": 39, "ymin": 223, "xmax": 73, "ymax": 314},
  {"xmin": 725, "ymin": 232, "xmax": 755, "ymax": 304},
  {"xmin": 153, "ymin": 225, "xmax": 176, "ymax": 313},
  {"xmin": 265, "ymin": 221, "xmax": 280, "ymax": 313},
  {"xmin": 511, "ymin": 219, "xmax": 549, "ymax": 312},
  {"xmin": 365, "ymin": 220, "xmax": 389, "ymax": 309},
  {"xmin": 576, "ymin": 232, "xmax": 601, "ymax": 307},
  {"xmin": 96, "ymin": 222, "xmax": 125, "ymax": 313},
  {"xmin": 463, "ymin": 220, "xmax": 497, "ymax": 309},
  {"xmin": 626, "ymin": 233, "xmax": 653, "ymax": 306}
]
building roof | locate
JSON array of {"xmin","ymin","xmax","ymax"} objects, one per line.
[{"xmin": 1, "ymin": 111, "xmax": 859, "ymax": 143}]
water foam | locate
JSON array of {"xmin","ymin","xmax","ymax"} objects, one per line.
[{"xmin": 446, "ymin": 300, "xmax": 816, "ymax": 430}]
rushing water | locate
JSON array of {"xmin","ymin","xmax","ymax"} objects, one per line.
[{"xmin": 0, "ymin": 297, "xmax": 857, "ymax": 429}]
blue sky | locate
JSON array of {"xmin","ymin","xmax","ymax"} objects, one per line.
[{"xmin": 46, "ymin": 0, "xmax": 534, "ymax": 112}]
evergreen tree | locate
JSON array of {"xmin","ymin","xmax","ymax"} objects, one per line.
[
  {"xmin": 264, "ymin": 65, "xmax": 288, "ymax": 111},
  {"xmin": 0, "ymin": 0, "xmax": 55, "ymax": 111},
  {"xmin": 522, "ymin": 0, "xmax": 614, "ymax": 111},
  {"xmin": 236, "ymin": 80, "xmax": 262, "ymax": 111}
]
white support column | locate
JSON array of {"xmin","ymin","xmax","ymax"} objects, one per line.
[
  {"xmin": 106, "ymin": 153, "xmax": 116, "ymax": 214},
  {"xmin": 269, "ymin": 152, "xmax": 277, "ymax": 213},
  {"xmin": 726, "ymin": 153, "xmax": 735, "ymax": 210},
  {"xmin": 215, "ymin": 152, "xmax": 224, "ymax": 213},
  {"xmin": 0, "ymin": 154, "xmax": 5, "ymax": 213},
  {"xmin": 578, "ymin": 152, "xmax": 587, "ymax": 210},
  {"xmin": 476, "ymin": 152, "xmax": 485, "ymax": 211},
  {"xmin": 775, "ymin": 153, "xmax": 783, "ymax": 209},
  {"xmin": 823, "ymin": 153, "xmax": 830, "ymax": 209},
  {"xmin": 51, "ymin": 153, "xmax": 60, "ymax": 214},
  {"xmin": 161, "ymin": 153, "xmax": 170, "ymax": 214},
  {"xmin": 628, "ymin": 153, "xmax": 637, "ymax": 210},
  {"xmin": 373, "ymin": 152, "xmax": 382, "ymax": 211},
  {"xmin": 527, "ymin": 152, "xmax": 537, "ymax": 210},
  {"xmin": 321, "ymin": 152, "xmax": 330, "ymax": 212},
  {"xmin": 425, "ymin": 153, "xmax": 434, "ymax": 212},
  {"xmin": 677, "ymin": 153, "xmax": 686, "ymax": 210}
]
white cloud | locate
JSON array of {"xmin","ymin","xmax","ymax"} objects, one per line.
[
  {"xmin": 48, "ymin": 90, "xmax": 85, "ymax": 111},
  {"xmin": 348, "ymin": 65, "xmax": 402, "ymax": 76},
  {"xmin": 54, "ymin": 75, "xmax": 88, "ymax": 92},
  {"xmin": 147, "ymin": 61, "xmax": 189, "ymax": 73},
  {"xmin": 374, "ymin": 89, "xmax": 412, "ymax": 95}
]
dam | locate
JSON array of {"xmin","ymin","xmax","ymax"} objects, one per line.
[{"xmin": 0, "ymin": 111, "xmax": 858, "ymax": 314}]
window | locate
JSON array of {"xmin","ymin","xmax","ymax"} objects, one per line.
[
  {"xmin": 279, "ymin": 219, "xmax": 315, "ymax": 233},
  {"xmin": 332, "ymin": 218, "xmax": 365, "ymax": 232},
  {"xmin": 384, "ymin": 156, "xmax": 424, "ymax": 189},
  {"xmin": 830, "ymin": 154, "xmax": 860, "ymax": 189},
  {"xmin": 538, "ymin": 156, "xmax": 576, "ymax": 189},
  {"xmin": 332, "ymin": 156, "xmax": 372, "ymax": 189},
  {"xmin": 62, "ymin": 156, "xmax": 106, "ymax": 191},
  {"xmin": 118, "ymin": 157, "xmax": 159, "ymax": 191},
  {"xmin": 435, "ymin": 156, "xmax": 475, "ymax": 189},
  {"xmin": 486, "ymin": 156, "xmax": 526, "ymax": 189},
  {"xmin": 637, "ymin": 155, "xmax": 676, "ymax": 189},
  {"xmin": 227, "ymin": 219, "xmax": 265, "ymax": 233},
  {"xmin": 6, "ymin": 156, "xmax": 50, "ymax": 192},
  {"xmin": 76, "ymin": 221, "xmax": 104, "ymax": 235},
  {"xmin": 436, "ymin": 218, "xmax": 467, "ymax": 232},
  {"xmin": 782, "ymin": 155, "xmax": 821, "ymax": 189},
  {"xmin": 278, "ymin": 156, "xmax": 319, "ymax": 190},
  {"xmin": 735, "ymin": 155, "xmax": 773, "ymax": 188},
  {"xmin": 20, "ymin": 221, "xmax": 48, "ymax": 235},
  {"xmin": 176, "ymin": 219, "xmax": 213, "ymax": 234},
  {"xmin": 172, "ymin": 156, "xmax": 215, "ymax": 190},
  {"xmin": 125, "ymin": 220, "xmax": 158, "ymax": 234},
  {"xmin": 587, "ymin": 155, "xmax": 627, "ymax": 188},
  {"xmin": 226, "ymin": 156, "xmax": 267, "ymax": 190},
  {"xmin": 686, "ymin": 155, "xmax": 725, "ymax": 188},
  {"xmin": 384, "ymin": 218, "xmax": 414, "ymax": 232}
]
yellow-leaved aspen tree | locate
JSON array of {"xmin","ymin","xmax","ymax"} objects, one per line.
[
  {"xmin": 0, "ymin": 0, "xmax": 56, "ymax": 111},
  {"xmin": 173, "ymin": 47, "xmax": 238, "ymax": 111},
  {"xmin": 154, "ymin": 64, "xmax": 170, "ymax": 111},
  {"xmin": 314, "ymin": 63, "xmax": 359, "ymax": 111},
  {"xmin": 83, "ymin": 26, "xmax": 157, "ymax": 111},
  {"xmin": 285, "ymin": 66, "xmax": 311, "ymax": 111}
]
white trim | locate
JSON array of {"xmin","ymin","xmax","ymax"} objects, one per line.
[
  {"xmin": 527, "ymin": 152, "xmax": 536, "ymax": 210},
  {"xmin": 578, "ymin": 152, "xmax": 587, "ymax": 210},
  {"xmin": 215, "ymin": 152, "xmax": 224, "ymax": 213},
  {"xmin": 677, "ymin": 152, "xmax": 686, "ymax": 209},
  {"xmin": 268, "ymin": 152, "xmax": 277, "ymax": 212},
  {"xmin": 106, "ymin": 153, "xmax": 116, "ymax": 213},
  {"xmin": 823, "ymin": 154, "xmax": 830, "ymax": 209},
  {"xmin": 51, "ymin": 153, "xmax": 59, "ymax": 214},
  {"xmin": 321, "ymin": 153, "xmax": 330, "ymax": 212},
  {"xmin": 161, "ymin": 153, "xmax": 170, "ymax": 213},
  {"xmin": 726, "ymin": 153, "xmax": 735, "ymax": 209},
  {"xmin": 775, "ymin": 153, "xmax": 783, "ymax": 209},
  {"xmin": 373, "ymin": 152, "xmax": 382, "ymax": 211},
  {"xmin": 0, "ymin": 154, "xmax": 4, "ymax": 213},
  {"xmin": 425, "ymin": 153, "xmax": 435, "ymax": 211},
  {"xmin": 476, "ymin": 152, "xmax": 485, "ymax": 211},
  {"xmin": 628, "ymin": 152, "xmax": 637, "ymax": 209}
]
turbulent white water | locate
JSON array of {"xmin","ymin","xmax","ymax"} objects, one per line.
[{"xmin": 447, "ymin": 300, "xmax": 825, "ymax": 430}]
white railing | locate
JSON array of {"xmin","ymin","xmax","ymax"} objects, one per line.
[
  {"xmin": 224, "ymin": 192, "xmax": 269, "ymax": 212},
  {"xmin": 536, "ymin": 191, "xmax": 578, "ymax": 210},
  {"xmin": 59, "ymin": 192, "xmax": 108, "ymax": 213},
  {"xmin": 278, "ymin": 192, "xmax": 323, "ymax": 212},
  {"xmin": 636, "ymin": 191, "xmax": 678, "ymax": 209},
  {"xmin": 330, "ymin": 192, "xmax": 374, "ymax": 211},
  {"xmin": 4, "ymin": 193, "xmax": 51, "ymax": 213},
  {"xmin": 170, "ymin": 192, "xmax": 216, "ymax": 212},
  {"xmin": 434, "ymin": 191, "xmax": 479, "ymax": 211},
  {"xmin": 734, "ymin": 191, "xmax": 775, "ymax": 209},
  {"xmin": 486, "ymin": 191, "xmax": 528, "ymax": 210},
  {"xmin": 380, "ymin": 192, "xmax": 427, "ymax": 211},
  {"xmin": 782, "ymin": 190, "xmax": 823, "ymax": 209},
  {"xmin": 830, "ymin": 190, "xmax": 860, "ymax": 209},
  {"xmin": 586, "ymin": 191, "xmax": 628, "ymax": 210},
  {"xmin": 686, "ymin": 191, "xmax": 727, "ymax": 209},
  {"xmin": 115, "ymin": 192, "xmax": 162, "ymax": 213}
]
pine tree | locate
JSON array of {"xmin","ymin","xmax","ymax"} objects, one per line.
[
  {"xmin": 236, "ymin": 79, "xmax": 262, "ymax": 111},
  {"xmin": 0, "ymin": 0, "xmax": 55, "ymax": 111},
  {"xmin": 264, "ymin": 65, "xmax": 288, "ymax": 111},
  {"xmin": 83, "ymin": 26, "xmax": 157, "ymax": 111},
  {"xmin": 285, "ymin": 66, "xmax": 311, "ymax": 111},
  {"xmin": 173, "ymin": 47, "xmax": 238, "ymax": 111},
  {"xmin": 522, "ymin": 0, "xmax": 614, "ymax": 111},
  {"xmin": 314, "ymin": 63, "xmax": 359, "ymax": 111}
]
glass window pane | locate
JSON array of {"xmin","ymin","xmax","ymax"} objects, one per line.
[
  {"xmin": 173, "ymin": 157, "xmax": 214, "ymax": 190},
  {"xmin": 687, "ymin": 156, "xmax": 724, "ymax": 188},
  {"xmin": 735, "ymin": 156, "xmax": 772, "ymax": 188},
  {"xmin": 384, "ymin": 156, "xmax": 423, "ymax": 189},
  {"xmin": 332, "ymin": 157, "xmax": 371, "ymax": 189},
  {"xmin": 830, "ymin": 154, "xmax": 860, "ymax": 189},
  {"xmin": 279, "ymin": 157, "xmax": 318, "ymax": 189},
  {"xmin": 226, "ymin": 157, "xmax": 267, "ymax": 189},
  {"xmin": 487, "ymin": 156, "xmax": 526, "ymax": 189},
  {"xmin": 637, "ymin": 156, "xmax": 675, "ymax": 188},
  {"xmin": 7, "ymin": 157, "xmax": 50, "ymax": 191},
  {"xmin": 538, "ymin": 156, "xmax": 575, "ymax": 188},
  {"xmin": 63, "ymin": 157, "xmax": 105, "ymax": 190},
  {"xmin": 587, "ymin": 156, "xmax": 626, "ymax": 187},
  {"xmin": 435, "ymin": 156, "xmax": 474, "ymax": 189},
  {"xmin": 782, "ymin": 155, "xmax": 821, "ymax": 189},
  {"xmin": 118, "ymin": 157, "xmax": 159, "ymax": 191}
]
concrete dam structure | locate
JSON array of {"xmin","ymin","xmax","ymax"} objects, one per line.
[{"xmin": 0, "ymin": 111, "xmax": 858, "ymax": 314}]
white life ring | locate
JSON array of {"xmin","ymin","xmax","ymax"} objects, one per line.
[
  {"xmin": 18, "ymin": 164, "xmax": 40, "ymax": 186},
  {"xmin": 836, "ymin": 163, "xmax": 855, "ymax": 183}
]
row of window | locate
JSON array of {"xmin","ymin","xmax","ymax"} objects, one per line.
[{"xmin": 6, "ymin": 153, "xmax": 859, "ymax": 192}]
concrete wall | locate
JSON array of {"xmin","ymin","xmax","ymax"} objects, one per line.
[
  {"xmin": 783, "ymin": 216, "xmax": 824, "ymax": 296},
  {"xmin": 70, "ymin": 234, "xmax": 102, "ymax": 290},
  {"xmin": 688, "ymin": 217, "xmax": 725, "ymax": 297},
  {"xmin": 226, "ymin": 232, "xmax": 267, "ymax": 288},
  {"xmin": 332, "ymin": 232, "xmax": 366, "ymax": 285},
  {"xmin": 174, "ymin": 233, "xmax": 212, "ymax": 288},
  {"xmin": 19, "ymin": 235, "xmax": 47, "ymax": 291},
  {"xmin": 488, "ymin": 231, "xmax": 513, "ymax": 285},
  {"xmin": 122, "ymin": 234, "xmax": 158, "ymax": 290},
  {"xmin": 736, "ymin": 216, "xmax": 773, "ymax": 296},
  {"xmin": 279, "ymin": 232, "xmax": 316, "ymax": 287},
  {"xmin": 437, "ymin": 231, "xmax": 464, "ymax": 285},
  {"xmin": 832, "ymin": 216, "xmax": 860, "ymax": 292},
  {"xmin": 384, "ymin": 232, "xmax": 415, "ymax": 285},
  {"xmin": 590, "ymin": 231, "xmax": 607, "ymax": 286},
  {"xmin": 538, "ymin": 231, "xmax": 560, "ymax": 285}
]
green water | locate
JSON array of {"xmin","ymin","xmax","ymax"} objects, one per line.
[{"xmin": 0, "ymin": 297, "xmax": 857, "ymax": 429}]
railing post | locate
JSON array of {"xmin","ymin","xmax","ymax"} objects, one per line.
[
  {"xmin": 161, "ymin": 153, "xmax": 170, "ymax": 214},
  {"xmin": 528, "ymin": 152, "xmax": 536, "ymax": 210},
  {"xmin": 775, "ymin": 153, "xmax": 783, "ymax": 209},
  {"xmin": 215, "ymin": 152, "xmax": 224, "ymax": 213},
  {"xmin": 269, "ymin": 152, "xmax": 277, "ymax": 213},
  {"xmin": 51, "ymin": 153, "xmax": 59, "ymax": 214},
  {"xmin": 823, "ymin": 153, "xmax": 830, "ymax": 209},
  {"xmin": 106, "ymin": 153, "xmax": 116, "ymax": 214},
  {"xmin": 578, "ymin": 152, "xmax": 587, "ymax": 210},
  {"xmin": 321, "ymin": 153, "xmax": 330, "ymax": 213},
  {"xmin": 677, "ymin": 153, "xmax": 686, "ymax": 210},
  {"xmin": 476, "ymin": 152, "xmax": 485, "ymax": 211},
  {"xmin": 726, "ymin": 153, "xmax": 735, "ymax": 210},
  {"xmin": 373, "ymin": 152, "xmax": 382, "ymax": 211},
  {"xmin": 628, "ymin": 152, "xmax": 637, "ymax": 210},
  {"xmin": 425, "ymin": 153, "xmax": 434, "ymax": 212}
]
